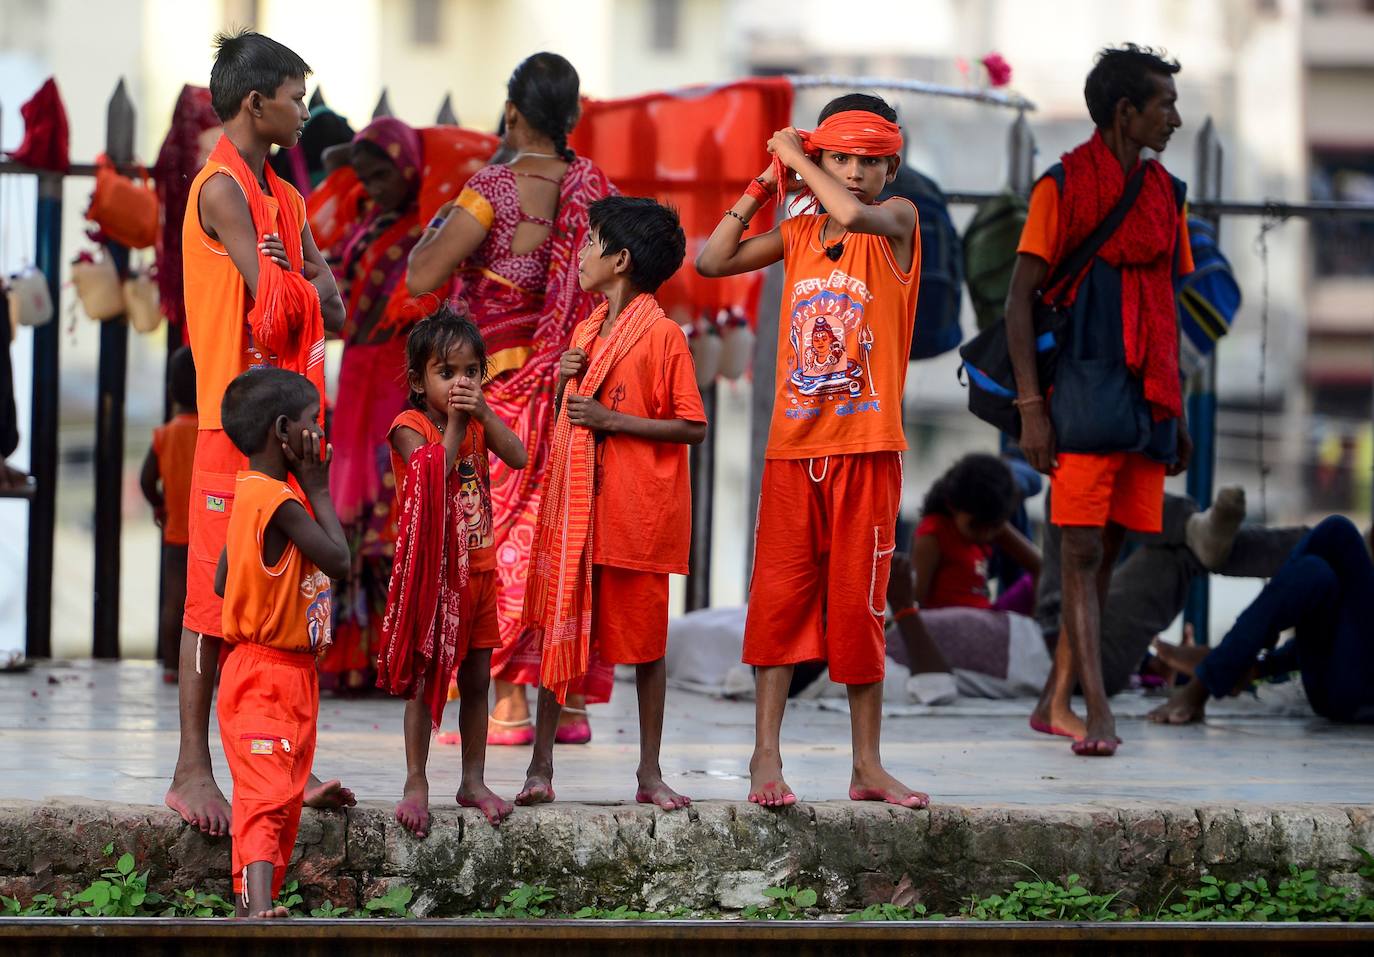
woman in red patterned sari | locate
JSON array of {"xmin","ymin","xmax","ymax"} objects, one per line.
[
  {"xmin": 408, "ymin": 53, "xmax": 615, "ymax": 744},
  {"xmin": 321, "ymin": 117, "xmax": 425, "ymax": 692}
]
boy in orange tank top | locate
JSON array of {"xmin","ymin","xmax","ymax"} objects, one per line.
[
  {"xmin": 698, "ymin": 94, "xmax": 928, "ymax": 809},
  {"xmin": 169, "ymin": 29, "xmax": 349, "ymax": 838},
  {"xmin": 212, "ymin": 366, "xmax": 350, "ymax": 918},
  {"xmin": 139, "ymin": 346, "xmax": 198, "ymax": 683}
]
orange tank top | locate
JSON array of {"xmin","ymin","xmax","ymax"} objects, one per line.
[
  {"xmin": 152, "ymin": 412, "xmax": 199, "ymax": 545},
  {"xmin": 182, "ymin": 163, "xmax": 306, "ymax": 430},
  {"xmin": 387, "ymin": 409, "xmax": 496, "ymax": 571},
  {"xmin": 221, "ymin": 471, "xmax": 332, "ymax": 654},
  {"xmin": 765, "ymin": 204, "xmax": 921, "ymax": 460}
]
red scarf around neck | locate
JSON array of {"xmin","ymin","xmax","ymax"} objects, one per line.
[
  {"xmin": 209, "ymin": 135, "xmax": 326, "ymax": 409},
  {"xmin": 1055, "ymin": 130, "xmax": 1182, "ymax": 421}
]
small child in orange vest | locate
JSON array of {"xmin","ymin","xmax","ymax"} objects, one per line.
[
  {"xmin": 213, "ymin": 366, "xmax": 349, "ymax": 918},
  {"xmin": 139, "ymin": 345, "xmax": 198, "ymax": 682}
]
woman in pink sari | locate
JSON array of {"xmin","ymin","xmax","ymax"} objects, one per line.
[
  {"xmin": 409, "ymin": 53, "xmax": 616, "ymax": 744},
  {"xmin": 322, "ymin": 117, "xmax": 425, "ymax": 692}
]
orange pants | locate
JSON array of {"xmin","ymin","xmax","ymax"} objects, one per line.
[
  {"xmin": 743, "ymin": 451, "xmax": 901, "ymax": 684},
  {"xmin": 184, "ymin": 429, "xmax": 247, "ymax": 636},
  {"xmin": 591, "ymin": 565, "xmax": 669, "ymax": 665},
  {"xmin": 217, "ymin": 642, "xmax": 318, "ymax": 897},
  {"xmin": 463, "ymin": 568, "xmax": 504, "ymax": 652},
  {"xmin": 1050, "ymin": 451, "xmax": 1165, "ymax": 533}
]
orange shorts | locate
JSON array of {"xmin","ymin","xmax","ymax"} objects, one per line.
[
  {"xmin": 742, "ymin": 452, "xmax": 901, "ymax": 685},
  {"xmin": 184, "ymin": 429, "xmax": 248, "ymax": 637},
  {"xmin": 591, "ymin": 565, "xmax": 669, "ymax": 665},
  {"xmin": 1050, "ymin": 452, "xmax": 1166, "ymax": 533},
  {"xmin": 216, "ymin": 641, "xmax": 318, "ymax": 897},
  {"xmin": 462, "ymin": 568, "xmax": 503, "ymax": 653}
]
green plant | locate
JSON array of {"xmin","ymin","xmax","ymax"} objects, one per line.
[
  {"xmin": 471, "ymin": 883, "xmax": 557, "ymax": 919},
  {"xmin": 364, "ymin": 885, "xmax": 415, "ymax": 918},
  {"xmin": 742, "ymin": 885, "xmax": 818, "ymax": 921},
  {"xmin": 571, "ymin": 904, "xmax": 691, "ymax": 920},
  {"xmin": 846, "ymin": 901, "xmax": 930, "ymax": 921},
  {"xmin": 310, "ymin": 900, "xmax": 354, "ymax": 918},
  {"xmin": 67, "ymin": 844, "xmax": 160, "ymax": 918},
  {"xmin": 156, "ymin": 888, "xmax": 235, "ymax": 918},
  {"xmin": 1356, "ymin": 846, "xmax": 1374, "ymax": 883},
  {"xmin": 1160, "ymin": 867, "xmax": 1373, "ymax": 922},
  {"xmin": 961, "ymin": 871, "xmax": 1126, "ymax": 922}
]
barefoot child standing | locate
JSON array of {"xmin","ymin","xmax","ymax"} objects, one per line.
[
  {"xmin": 517, "ymin": 197, "xmax": 705, "ymax": 810},
  {"xmin": 697, "ymin": 94, "xmax": 927, "ymax": 809},
  {"xmin": 380, "ymin": 305, "xmax": 527, "ymax": 836},
  {"xmin": 213, "ymin": 367, "xmax": 350, "ymax": 918}
]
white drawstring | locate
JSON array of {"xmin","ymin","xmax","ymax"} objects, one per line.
[
  {"xmin": 195, "ymin": 633, "xmax": 203, "ymax": 675},
  {"xmin": 807, "ymin": 457, "xmax": 829, "ymax": 482}
]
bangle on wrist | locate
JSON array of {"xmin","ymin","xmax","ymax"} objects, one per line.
[
  {"xmin": 891, "ymin": 605, "xmax": 919, "ymax": 622},
  {"xmin": 744, "ymin": 177, "xmax": 772, "ymax": 205},
  {"xmin": 1013, "ymin": 394, "xmax": 1044, "ymax": 410},
  {"xmin": 725, "ymin": 209, "xmax": 750, "ymax": 227}
]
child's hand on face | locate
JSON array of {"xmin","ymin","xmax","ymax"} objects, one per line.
[
  {"xmin": 559, "ymin": 347, "xmax": 589, "ymax": 382},
  {"xmin": 448, "ymin": 378, "xmax": 489, "ymax": 422},
  {"xmin": 284, "ymin": 427, "xmax": 332, "ymax": 491}
]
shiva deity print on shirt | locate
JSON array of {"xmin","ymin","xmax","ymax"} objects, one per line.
[
  {"xmin": 785, "ymin": 267, "xmax": 878, "ymax": 410},
  {"xmin": 457, "ymin": 450, "xmax": 495, "ymax": 551},
  {"xmin": 301, "ymin": 569, "xmax": 333, "ymax": 652}
]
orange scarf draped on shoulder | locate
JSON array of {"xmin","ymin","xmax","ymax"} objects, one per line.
[
  {"xmin": 524, "ymin": 293, "xmax": 665, "ymax": 703},
  {"xmin": 208, "ymin": 135, "xmax": 326, "ymax": 407}
]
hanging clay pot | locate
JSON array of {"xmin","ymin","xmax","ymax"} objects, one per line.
[
  {"xmin": 124, "ymin": 270, "xmax": 161, "ymax": 333},
  {"xmin": 7, "ymin": 266, "xmax": 54, "ymax": 328},
  {"xmin": 718, "ymin": 310, "xmax": 756, "ymax": 381},
  {"xmin": 71, "ymin": 252, "xmax": 124, "ymax": 321}
]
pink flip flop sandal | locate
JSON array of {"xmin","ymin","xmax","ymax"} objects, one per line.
[
  {"xmin": 487, "ymin": 717, "xmax": 534, "ymax": 746},
  {"xmin": 554, "ymin": 706, "xmax": 592, "ymax": 745}
]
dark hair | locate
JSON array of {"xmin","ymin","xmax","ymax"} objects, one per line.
[
  {"xmin": 210, "ymin": 29, "xmax": 312, "ymax": 122},
  {"xmin": 1084, "ymin": 44, "xmax": 1180, "ymax": 129},
  {"xmin": 405, "ymin": 303, "xmax": 488, "ymax": 410},
  {"xmin": 220, "ymin": 367, "xmax": 319, "ymax": 455},
  {"xmin": 351, "ymin": 137, "xmax": 393, "ymax": 168},
  {"xmin": 168, "ymin": 345, "xmax": 197, "ymax": 411},
  {"xmin": 819, "ymin": 92, "xmax": 898, "ymax": 124},
  {"xmin": 507, "ymin": 52, "xmax": 580, "ymax": 162},
  {"xmin": 921, "ymin": 453, "xmax": 1017, "ymax": 528},
  {"xmin": 588, "ymin": 196, "xmax": 686, "ymax": 294}
]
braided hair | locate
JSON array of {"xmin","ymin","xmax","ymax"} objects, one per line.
[{"xmin": 507, "ymin": 52, "xmax": 580, "ymax": 162}]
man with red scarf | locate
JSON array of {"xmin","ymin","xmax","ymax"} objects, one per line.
[
  {"xmin": 1006, "ymin": 45, "xmax": 1194, "ymax": 757},
  {"xmin": 168, "ymin": 29, "xmax": 351, "ymax": 838}
]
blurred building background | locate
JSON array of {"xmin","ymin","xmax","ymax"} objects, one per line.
[{"xmin": 1, "ymin": 0, "xmax": 1370, "ymax": 658}]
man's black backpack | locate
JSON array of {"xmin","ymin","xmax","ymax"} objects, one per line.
[{"xmin": 880, "ymin": 165, "xmax": 963, "ymax": 360}]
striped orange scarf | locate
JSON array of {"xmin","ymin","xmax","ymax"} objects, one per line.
[{"xmin": 525, "ymin": 293, "xmax": 665, "ymax": 702}]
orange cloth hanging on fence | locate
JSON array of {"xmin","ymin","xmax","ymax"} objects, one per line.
[{"xmin": 568, "ymin": 78, "xmax": 794, "ymax": 322}]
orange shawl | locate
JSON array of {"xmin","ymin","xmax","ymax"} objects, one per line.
[
  {"xmin": 208, "ymin": 135, "xmax": 326, "ymax": 406},
  {"xmin": 524, "ymin": 293, "xmax": 665, "ymax": 702}
]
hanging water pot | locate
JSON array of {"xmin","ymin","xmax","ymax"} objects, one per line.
[
  {"xmin": 71, "ymin": 253, "xmax": 124, "ymax": 321},
  {"xmin": 690, "ymin": 324, "xmax": 723, "ymax": 389},
  {"xmin": 124, "ymin": 270, "xmax": 161, "ymax": 333},
  {"xmin": 718, "ymin": 312, "xmax": 755, "ymax": 381},
  {"xmin": 8, "ymin": 266, "xmax": 54, "ymax": 328}
]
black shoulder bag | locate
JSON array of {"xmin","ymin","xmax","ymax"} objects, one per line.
[{"xmin": 957, "ymin": 164, "xmax": 1146, "ymax": 439}]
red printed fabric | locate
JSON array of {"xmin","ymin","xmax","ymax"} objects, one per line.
[
  {"xmin": 568, "ymin": 78, "xmax": 794, "ymax": 321},
  {"xmin": 12, "ymin": 78, "xmax": 70, "ymax": 173},
  {"xmin": 153, "ymin": 85, "xmax": 220, "ymax": 328}
]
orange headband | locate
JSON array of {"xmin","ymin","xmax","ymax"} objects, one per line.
[{"xmin": 772, "ymin": 110, "xmax": 904, "ymax": 210}]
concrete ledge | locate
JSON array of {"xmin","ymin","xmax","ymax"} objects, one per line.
[{"xmin": 1, "ymin": 800, "xmax": 1371, "ymax": 916}]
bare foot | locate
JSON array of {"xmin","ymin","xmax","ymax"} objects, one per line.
[
  {"xmin": 166, "ymin": 768, "xmax": 231, "ymax": 837},
  {"xmin": 1151, "ymin": 638, "xmax": 1209, "ymax": 680},
  {"xmin": 1071, "ymin": 712, "xmax": 1121, "ymax": 757},
  {"xmin": 1028, "ymin": 703, "xmax": 1086, "ymax": 741},
  {"xmin": 395, "ymin": 773, "xmax": 430, "ymax": 838},
  {"xmin": 251, "ymin": 905, "xmax": 290, "ymax": 919},
  {"xmin": 635, "ymin": 772, "xmax": 691, "ymax": 811},
  {"xmin": 514, "ymin": 768, "xmax": 555, "ymax": 806},
  {"xmin": 1148, "ymin": 680, "xmax": 1209, "ymax": 725},
  {"xmin": 1186, "ymin": 486, "xmax": 1246, "ymax": 570},
  {"xmin": 303, "ymin": 776, "xmax": 356, "ymax": 810},
  {"xmin": 747, "ymin": 751, "xmax": 796, "ymax": 808},
  {"xmin": 457, "ymin": 783, "xmax": 514, "ymax": 826},
  {"xmin": 850, "ymin": 765, "xmax": 929, "ymax": 809}
]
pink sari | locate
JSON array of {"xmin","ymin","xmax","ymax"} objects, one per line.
[{"xmin": 456, "ymin": 156, "xmax": 617, "ymax": 702}]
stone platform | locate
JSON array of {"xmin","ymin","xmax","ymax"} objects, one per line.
[{"xmin": 0, "ymin": 661, "xmax": 1371, "ymax": 915}]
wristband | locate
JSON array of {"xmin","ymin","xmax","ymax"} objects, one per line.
[
  {"xmin": 725, "ymin": 209, "xmax": 750, "ymax": 227},
  {"xmin": 892, "ymin": 605, "xmax": 919, "ymax": 623},
  {"xmin": 744, "ymin": 177, "xmax": 772, "ymax": 205},
  {"xmin": 1013, "ymin": 394, "xmax": 1044, "ymax": 409}
]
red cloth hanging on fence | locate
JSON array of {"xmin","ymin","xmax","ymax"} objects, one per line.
[
  {"xmin": 11, "ymin": 78, "xmax": 70, "ymax": 173},
  {"xmin": 568, "ymin": 78, "xmax": 794, "ymax": 322}
]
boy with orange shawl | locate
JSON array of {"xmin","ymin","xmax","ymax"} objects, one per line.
[
  {"xmin": 517, "ymin": 197, "xmax": 705, "ymax": 810},
  {"xmin": 698, "ymin": 94, "xmax": 927, "ymax": 810},
  {"xmin": 169, "ymin": 29, "xmax": 351, "ymax": 837}
]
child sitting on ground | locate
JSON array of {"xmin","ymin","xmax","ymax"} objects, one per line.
[
  {"xmin": 139, "ymin": 345, "xmax": 198, "ymax": 682},
  {"xmin": 517, "ymin": 196, "xmax": 706, "ymax": 811},
  {"xmin": 213, "ymin": 367, "xmax": 349, "ymax": 918},
  {"xmin": 913, "ymin": 453, "xmax": 1041, "ymax": 615},
  {"xmin": 379, "ymin": 304, "xmax": 528, "ymax": 837}
]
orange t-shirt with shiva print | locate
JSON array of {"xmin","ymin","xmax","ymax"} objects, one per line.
[
  {"xmin": 387, "ymin": 409, "xmax": 496, "ymax": 572},
  {"xmin": 587, "ymin": 316, "xmax": 707, "ymax": 575},
  {"xmin": 221, "ymin": 472, "xmax": 333, "ymax": 655},
  {"xmin": 765, "ymin": 203, "xmax": 921, "ymax": 461},
  {"xmin": 181, "ymin": 162, "xmax": 309, "ymax": 430}
]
